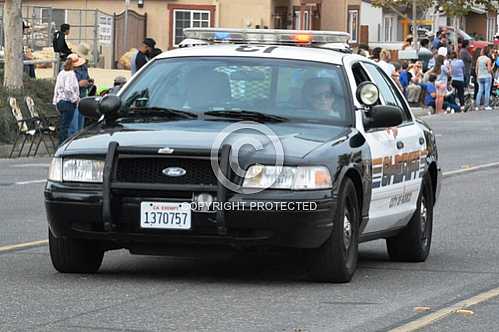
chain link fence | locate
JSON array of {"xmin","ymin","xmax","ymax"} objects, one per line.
[{"xmin": 0, "ymin": 6, "xmax": 113, "ymax": 69}]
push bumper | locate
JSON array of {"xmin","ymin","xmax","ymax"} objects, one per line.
[{"xmin": 45, "ymin": 182, "xmax": 336, "ymax": 250}]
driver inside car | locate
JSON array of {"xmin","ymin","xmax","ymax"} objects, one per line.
[
  {"xmin": 302, "ymin": 77, "xmax": 342, "ymax": 119},
  {"xmin": 185, "ymin": 68, "xmax": 231, "ymax": 109}
]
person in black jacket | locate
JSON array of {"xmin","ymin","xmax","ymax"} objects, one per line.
[{"xmin": 53, "ymin": 24, "xmax": 72, "ymax": 64}]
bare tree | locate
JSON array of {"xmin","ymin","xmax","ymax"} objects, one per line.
[{"xmin": 3, "ymin": 0, "xmax": 23, "ymax": 90}]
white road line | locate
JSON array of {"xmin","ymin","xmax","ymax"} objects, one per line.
[
  {"xmin": 11, "ymin": 163, "xmax": 49, "ymax": 168},
  {"xmin": 15, "ymin": 179, "xmax": 46, "ymax": 185},
  {"xmin": 0, "ymin": 239, "xmax": 48, "ymax": 254},
  {"xmin": 389, "ymin": 286, "xmax": 499, "ymax": 332},
  {"xmin": 443, "ymin": 161, "xmax": 499, "ymax": 177}
]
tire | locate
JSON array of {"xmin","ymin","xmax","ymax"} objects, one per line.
[
  {"xmin": 309, "ymin": 178, "xmax": 360, "ymax": 283},
  {"xmin": 386, "ymin": 176, "xmax": 433, "ymax": 262},
  {"xmin": 49, "ymin": 229, "xmax": 104, "ymax": 273}
]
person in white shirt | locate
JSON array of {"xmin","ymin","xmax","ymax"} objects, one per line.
[
  {"xmin": 407, "ymin": 61, "xmax": 424, "ymax": 103},
  {"xmin": 53, "ymin": 54, "xmax": 81, "ymax": 144},
  {"xmin": 378, "ymin": 49, "xmax": 396, "ymax": 77}
]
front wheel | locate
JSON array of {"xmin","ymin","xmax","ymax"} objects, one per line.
[
  {"xmin": 386, "ymin": 176, "xmax": 433, "ymax": 262},
  {"xmin": 309, "ymin": 178, "xmax": 360, "ymax": 283},
  {"xmin": 49, "ymin": 229, "xmax": 104, "ymax": 273}
]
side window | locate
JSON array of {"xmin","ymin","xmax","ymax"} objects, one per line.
[{"xmin": 363, "ymin": 63, "xmax": 411, "ymax": 123}]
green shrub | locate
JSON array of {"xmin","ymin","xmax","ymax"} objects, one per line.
[{"xmin": 0, "ymin": 74, "xmax": 56, "ymax": 144}]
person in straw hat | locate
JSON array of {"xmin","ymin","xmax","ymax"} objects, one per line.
[
  {"xmin": 53, "ymin": 54, "xmax": 82, "ymax": 144},
  {"xmin": 69, "ymin": 43, "xmax": 91, "ymax": 135}
]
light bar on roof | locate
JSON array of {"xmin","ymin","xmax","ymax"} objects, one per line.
[{"xmin": 183, "ymin": 28, "xmax": 351, "ymax": 45}]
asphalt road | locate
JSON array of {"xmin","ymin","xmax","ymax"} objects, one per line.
[{"xmin": 1, "ymin": 111, "xmax": 499, "ymax": 332}]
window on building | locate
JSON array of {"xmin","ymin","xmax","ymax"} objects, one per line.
[
  {"xmin": 294, "ymin": 10, "xmax": 301, "ymax": 29},
  {"xmin": 273, "ymin": 7, "xmax": 288, "ymax": 29},
  {"xmin": 173, "ymin": 10, "xmax": 210, "ymax": 46},
  {"xmin": 348, "ymin": 9, "xmax": 359, "ymax": 43},
  {"xmin": 293, "ymin": 7, "xmax": 312, "ymax": 30},
  {"xmin": 52, "ymin": 9, "xmax": 67, "ymax": 31},
  {"xmin": 303, "ymin": 10, "xmax": 311, "ymax": 30},
  {"xmin": 383, "ymin": 15, "xmax": 396, "ymax": 42},
  {"xmin": 487, "ymin": 15, "xmax": 497, "ymax": 41}
]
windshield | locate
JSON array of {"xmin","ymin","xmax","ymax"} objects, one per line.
[{"xmin": 119, "ymin": 57, "xmax": 353, "ymax": 126}]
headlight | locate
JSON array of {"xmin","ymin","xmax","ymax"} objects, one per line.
[
  {"xmin": 243, "ymin": 165, "xmax": 332, "ymax": 190},
  {"xmin": 47, "ymin": 157, "xmax": 62, "ymax": 182},
  {"xmin": 62, "ymin": 159, "xmax": 105, "ymax": 183}
]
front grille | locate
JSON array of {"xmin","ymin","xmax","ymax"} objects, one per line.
[{"xmin": 116, "ymin": 157, "xmax": 217, "ymax": 185}]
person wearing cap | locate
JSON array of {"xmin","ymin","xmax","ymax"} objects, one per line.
[
  {"xmin": 131, "ymin": 38, "xmax": 156, "ymax": 75},
  {"xmin": 53, "ymin": 54, "xmax": 81, "ymax": 145},
  {"xmin": 53, "ymin": 24, "xmax": 72, "ymax": 71},
  {"xmin": 68, "ymin": 44, "xmax": 91, "ymax": 135}
]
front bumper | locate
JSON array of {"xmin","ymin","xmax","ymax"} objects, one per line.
[{"xmin": 45, "ymin": 181, "xmax": 336, "ymax": 250}]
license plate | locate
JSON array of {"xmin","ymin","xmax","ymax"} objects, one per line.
[{"xmin": 140, "ymin": 202, "xmax": 191, "ymax": 230}]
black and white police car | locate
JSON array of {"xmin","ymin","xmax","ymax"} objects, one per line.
[{"xmin": 45, "ymin": 28, "xmax": 441, "ymax": 282}]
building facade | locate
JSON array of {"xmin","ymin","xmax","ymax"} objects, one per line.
[
  {"xmin": 7, "ymin": 0, "xmax": 361, "ymax": 68},
  {"xmin": 360, "ymin": 0, "xmax": 497, "ymax": 50}
]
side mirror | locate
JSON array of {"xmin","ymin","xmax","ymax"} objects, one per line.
[
  {"xmin": 78, "ymin": 96, "xmax": 101, "ymax": 120},
  {"xmin": 356, "ymin": 82, "xmax": 379, "ymax": 107},
  {"xmin": 364, "ymin": 105, "xmax": 403, "ymax": 130},
  {"xmin": 98, "ymin": 95, "xmax": 121, "ymax": 119}
]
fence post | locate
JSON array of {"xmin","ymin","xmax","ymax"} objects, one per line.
[
  {"xmin": 53, "ymin": 58, "xmax": 59, "ymax": 79},
  {"xmin": 94, "ymin": 11, "xmax": 99, "ymax": 67}
]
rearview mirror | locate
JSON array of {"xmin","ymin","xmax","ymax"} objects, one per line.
[
  {"xmin": 364, "ymin": 105, "xmax": 403, "ymax": 130},
  {"xmin": 98, "ymin": 95, "xmax": 121, "ymax": 119},
  {"xmin": 78, "ymin": 96, "xmax": 101, "ymax": 120}
]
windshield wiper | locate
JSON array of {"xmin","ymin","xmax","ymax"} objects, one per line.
[
  {"xmin": 204, "ymin": 110, "xmax": 288, "ymax": 122},
  {"xmin": 127, "ymin": 107, "xmax": 198, "ymax": 119}
]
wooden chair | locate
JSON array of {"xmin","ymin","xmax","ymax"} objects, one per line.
[
  {"xmin": 25, "ymin": 96, "xmax": 57, "ymax": 155},
  {"xmin": 8, "ymin": 97, "xmax": 38, "ymax": 158}
]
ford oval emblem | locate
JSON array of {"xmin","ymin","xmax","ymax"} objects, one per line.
[{"xmin": 162, "ymin": 167, "xmax": 186, "ymax": 177}]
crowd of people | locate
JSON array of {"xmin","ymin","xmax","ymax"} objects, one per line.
[
  {"xmin": 360, "ymin": 27, "xmax": 499, "ymax": 114},
  {"xmin": 52, "ymin": 23, "xmax": 162, "ymax": 145}
]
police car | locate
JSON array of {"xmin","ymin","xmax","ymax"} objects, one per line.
[{"xmin": 45, "ymin": 28, "xmax": 441, "ymax": 283}]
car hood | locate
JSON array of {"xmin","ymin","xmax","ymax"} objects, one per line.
[{"xmin": 62, "ymin": 120, "xmax": 350, "ymax": 160}]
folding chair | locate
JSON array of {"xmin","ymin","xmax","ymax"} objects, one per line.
[
  {"xmin": 25, "ymin": 96, "xmax": 57, "ymax": 156},
  {"xmin": 8, "ymin": 97, "xmax": 38, "ymax": 158}
]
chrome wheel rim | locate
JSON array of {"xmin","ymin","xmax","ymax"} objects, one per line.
[
  {"xmin": 343, "ymin": 209, "xmax": 352, "ymax": 251},
  {"xmin": 420, "ymin": 196, "xmax": 428, "ymax": 247}
]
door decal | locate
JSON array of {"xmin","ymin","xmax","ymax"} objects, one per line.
[{"xmin": 372, "ymin": 149, "xmax": 427, "ymax": 188}]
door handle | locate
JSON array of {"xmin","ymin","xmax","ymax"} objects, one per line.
[{"xmin": 396, "ymin": 141, "xmax": 404, "ymax": 149}]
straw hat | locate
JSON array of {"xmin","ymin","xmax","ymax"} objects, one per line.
[
  {"xmin": 76, "ymin": 43, "xmax": 91, "ymax": 60},
  {"xmin": 67, "ymin": 53, "xmax": 86, "ymax": 67}
]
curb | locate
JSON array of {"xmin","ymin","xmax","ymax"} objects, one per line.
[
  {"xmin": 411, "ymin": 107, "xmax": 430, "ymax": 118},
  {"xmin": 0, "ymin": 144, "xmax": 52, "ymax": 159}
]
